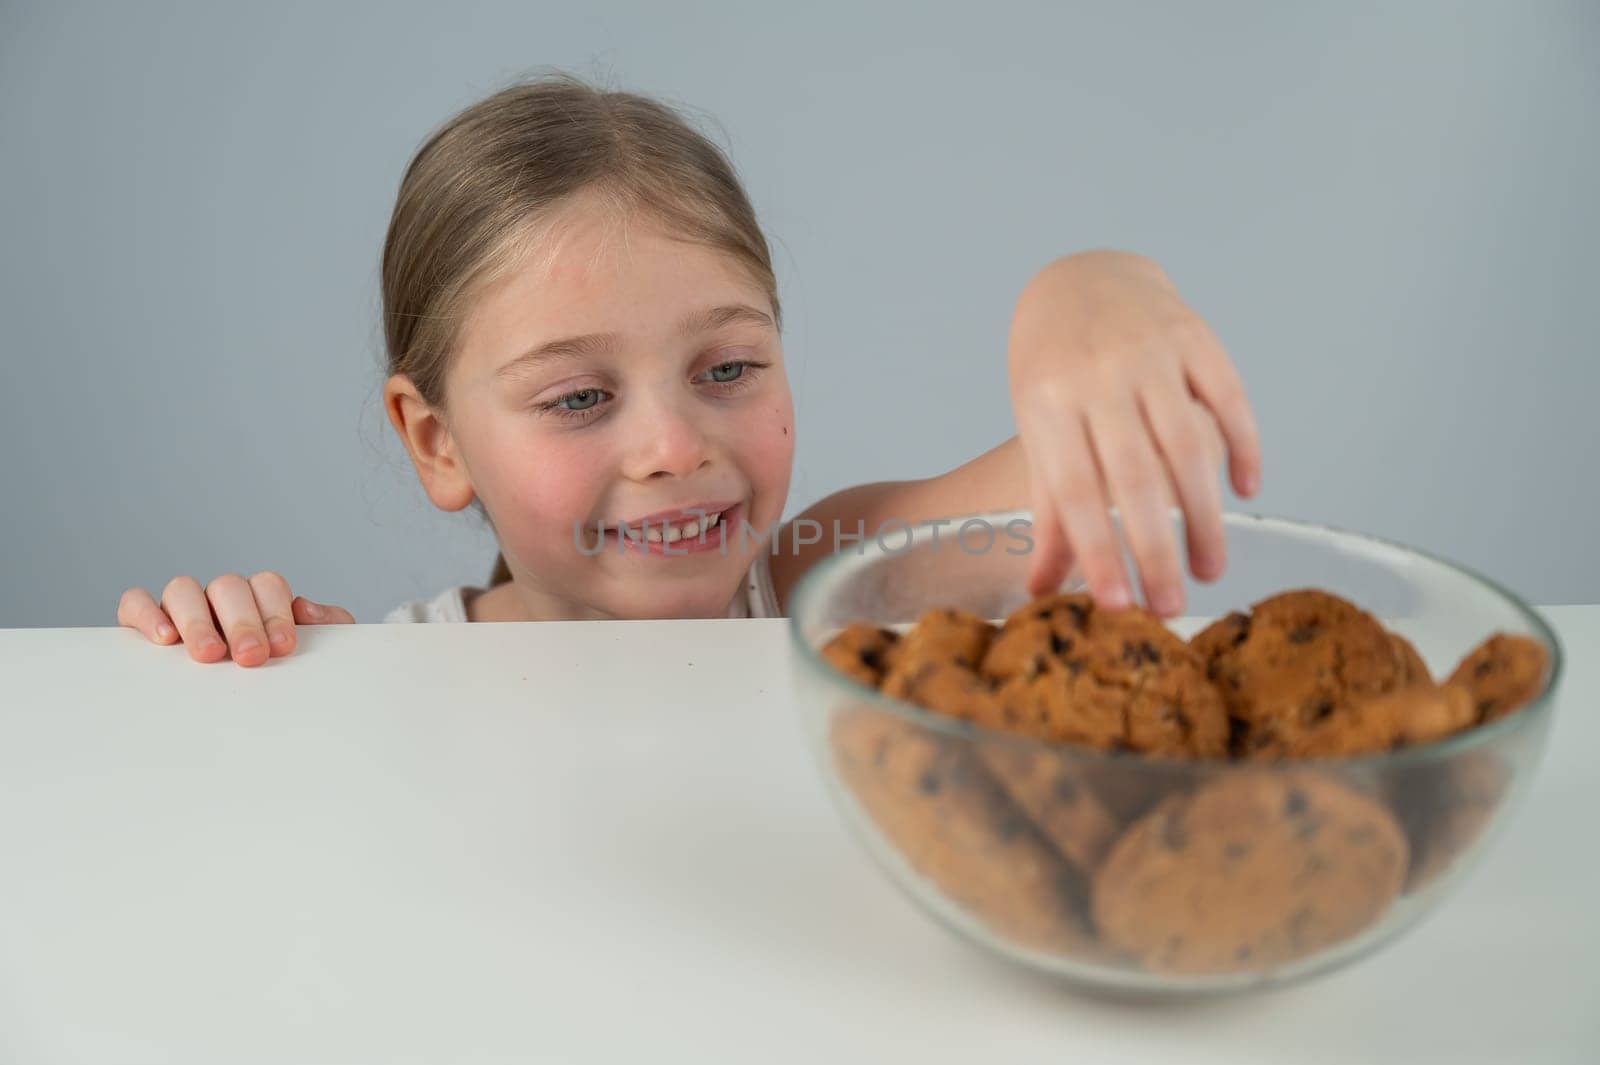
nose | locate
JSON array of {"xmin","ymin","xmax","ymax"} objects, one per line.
[{"xmin": 620, "ymin": 395, "xmax": 712, "ymax": 482}]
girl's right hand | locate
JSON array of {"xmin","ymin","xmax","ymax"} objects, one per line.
[{"xmin": 117, "ymin": 572, "xmax": 355, "ymax": 667}]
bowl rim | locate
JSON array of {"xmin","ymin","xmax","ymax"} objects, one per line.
[{"xmin": 785, "ymin": 506, "xmax": 1565, "ymax": 770}]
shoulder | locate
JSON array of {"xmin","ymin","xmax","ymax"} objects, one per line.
[{"xmin": 382, "ymin": 584, "xmax": 482, "ymax": 624}]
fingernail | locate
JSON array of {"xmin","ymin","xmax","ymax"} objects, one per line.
[
  {"xmin": 1154, "ymin": 590, "xmax": 1183, "ymax": 616},
  {"xmin": 1101, "ymin": 584, "xmax": 1131, "ymax": 610},
  {"xmin": 237, "ymin": 637, "xmax": 262, "ymax": 654},
  {"xmin": 156, "ymin": 624, "xmax": 174, "ymax": 640},
  {"xmin": 202, "ymin": 637, "xmax": 224, "ymax": 653},
  {"xmin": 303, "ymin": 601, "xmax": 323, "ymax": 620},
  {"xmin": 270, "ymin": 629, "xmax": 291, "ymax": 649}
]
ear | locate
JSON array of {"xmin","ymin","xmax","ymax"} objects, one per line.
[{"xmin": 383, "ymin": 373, "xmax": 477, "ymax": 512}]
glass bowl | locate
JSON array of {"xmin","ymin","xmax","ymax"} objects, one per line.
[{"xmin": 786, "ymin": 509, "xmax": 1563, "ymax": 998}]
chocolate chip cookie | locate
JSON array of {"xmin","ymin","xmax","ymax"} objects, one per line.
[
  {"xmin": 1277, "ymin": 682, "xmax": 1478, "ymax": 757},
  {"xmin": 880, "ymin": 656, "xmax": 999, "ymax": 725},
  {"xmin": 981, "ymin": 593, "xmax": 1230, "ymax": 757},
  {"xmin": 1092, "ymin": 771, "xmax": 1409, "ymax": 974},
  {"xmin": 829, "ymin": 708, "xmax": 1098, "ymax": 954},
  {"xmin": 819, "ymin": 622, "xmax": 901, "ymax": 688},
  {"xmin": 971, "ymin": 739, "xmax": 1122, "ymax": 873},
  {"xmin": 1191, "ymin": 590, "xmax": 1418, "ymax": 757},
  {"xmin": 1446, "ymin": 633, "xmax": 1549, "ymax": 724},
  {"xmin": 892, "ymin": 606, "xmax": 995, "ymax": 672}
]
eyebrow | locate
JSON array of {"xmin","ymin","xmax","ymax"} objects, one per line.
[{"xmin": 494, "ymin": 303, "xmax": 775, "ymax": 381}]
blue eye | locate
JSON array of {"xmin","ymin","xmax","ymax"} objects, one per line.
[
  {"xmin": 707, "ymin": 362, "xmax": 745, "ymax": 383},
  {"xmin": 537, "ymin": 387, "xmax": 610, "ymax": 422},
  {"xmin": 560, "ymin": 389, "xmax": 602, "ymax": 410}
]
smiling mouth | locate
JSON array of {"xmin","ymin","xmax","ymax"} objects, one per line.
[{"xmin": 594, "ymin": 503, "xmax": 740, "ymax": 547}]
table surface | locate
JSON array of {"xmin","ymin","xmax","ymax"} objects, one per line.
[{"xmin": 1, "ymin": 608, "xmax": 1595, "ymax": 1065}]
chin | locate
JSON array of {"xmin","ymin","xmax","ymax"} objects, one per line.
[{"xmin": 620, "ymin": 582, "xmax": 739, "ymax": 621}]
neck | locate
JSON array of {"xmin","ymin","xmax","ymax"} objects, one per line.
[{"xmin": 469, "ymin": 575, "xmax": 743, "ymax": 622}]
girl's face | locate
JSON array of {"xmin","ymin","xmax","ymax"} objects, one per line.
[{"xmin": 441, "ymin": 200, "xmax": 794, "ymax": 620}]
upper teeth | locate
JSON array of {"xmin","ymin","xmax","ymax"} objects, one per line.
[{"xmin": 632, "ymin": 511, "xmax": 721, "ymax": 543}]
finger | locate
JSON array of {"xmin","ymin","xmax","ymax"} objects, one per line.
[
  {"xmin": 247, "ymin": 571, "xmax": 298, "ymax": 657},
  {"xmin": 1140, "ymin": 384, "xmax": 1227, "ymax": 583},
  {"xmin": 1183, "ymin": 320, "xmax": 1262, "ymax": 497},
  {"xmin": 293, "ymin": 597, "xmax": 356, "ymax": 625},
  {"xmin": 117, "ymin": 587, "xmax": 178, "ymax": 644},
  {"xmin": 203, "ymin": 573, "xmax": 272, "ymax": 668},
  {"xmin": 1028, "ymin": 409, "xmax": 1133, "ymax": 611},
  {"xmin": 1022, "ymin": 461, "xmax": 1075, "ymax": 598},
  {"xmin": 1085, "ymin": 402, "xmax": 1187, "ymax": 617},
  {"xmin": 160, "ymin": 576, "xmax": 229, "ymax": 663}
]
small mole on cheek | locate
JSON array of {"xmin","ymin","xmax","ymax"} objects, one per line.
[{"xmin": 781, "ymin": 426, "xmax": 788, "ymax": 435}]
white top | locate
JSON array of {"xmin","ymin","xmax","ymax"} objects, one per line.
[
  {"xmin": 0, "ymin": 607, "xmax": 1594, "ymax": 1062},
  {"xmin": 382, "ymin": 550, "xmax": 783, "ymax": 623}
]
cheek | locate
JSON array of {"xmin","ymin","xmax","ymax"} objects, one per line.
[
  {"xmin": 734, "ymin": 397, "xmax": 796, "ymax": 509},
  {"xmin": 487, "ymin": 434, "xmax": 611, "ymax": 550}
]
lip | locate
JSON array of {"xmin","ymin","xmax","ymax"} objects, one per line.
[{"xmin": 602, "ymin": 501, "xmax": 745, "ymax": 558}]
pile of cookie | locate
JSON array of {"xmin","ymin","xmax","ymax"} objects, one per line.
[{"xmin": 821, "ymin": 588, "xmax": 1548, "ymax": 975}]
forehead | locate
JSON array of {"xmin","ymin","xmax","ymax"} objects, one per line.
[{"xmin": 459, "ymin": 197, "xmax": 768, "ymax": 357}]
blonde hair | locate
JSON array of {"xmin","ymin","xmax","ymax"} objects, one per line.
[{"xmin": 380, "ymin": 71, "xmax": 782, "ymax": 588}]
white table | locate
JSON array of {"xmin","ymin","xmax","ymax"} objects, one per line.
[{"xmin": 1, "ymin": 609, "xmax": 1595, "ymax": 1065}]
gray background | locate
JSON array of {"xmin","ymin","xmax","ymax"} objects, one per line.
[{"xmin": 3, "ymin": 0, "xmax": 1595, "ymax": 628}]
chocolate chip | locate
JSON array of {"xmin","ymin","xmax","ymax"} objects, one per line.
[
  {"xmin": 1284, "ymin": 789, "xmax": 1309, "ymax": 817},
  {"xmin": 1288, "ymin": 623, "xmax": 1318, "ymax": 644},
  {"xmin": 1228, "ymin": 613, "xmax": 1251, "ymax": 646},
  {"xmin": 1228, "ymin": 717, "xmax": 1250, "ymax": 755},
  {"xmin": 1052, "ymin": 774, "xmax": 1080, "ymax": 803},
  {"xmin": 1068, "ymin": 601, "xmax": 1089, "ymax": 626},
  {"xmin": 918, "ymin": 771, "xmax": 942, "ymax": 795},
  {"xmin": 1287, "ymin": 907, "xmax": 1314, "ymax": 947},
  {"xmin": 1295, "ymin": 814, "xmax": 1327, "ymax": 840},
  {"xmin": 1050, "ymin": 632, "xmax": 1069, "ymax": 655},
  {"xmin": 1308, "ymin": 699, "xmax": 1335, "ymax": 723},
  {"xmin": 1475, "ymin": 659, "xmax": 1495, "ymax": 678},
  {"xmin": 860, "ymin": 648, "xmax": 882, "ymax": 670},
  {"xmin": 1140, "ymin": 640, "xmax": 1162, "ymax": 664}
]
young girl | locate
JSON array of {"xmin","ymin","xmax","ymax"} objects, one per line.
[{"xmin": 116, "ymin": 72, "xmax": 1260, "ymax": 666}]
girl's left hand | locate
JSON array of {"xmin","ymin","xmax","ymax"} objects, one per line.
[{"xmin": 1006, "ymin": 250, "xmax": 1262, "ymax": 618}]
